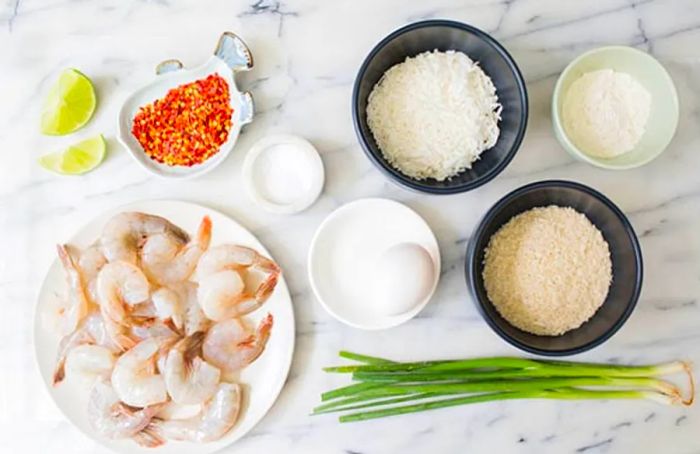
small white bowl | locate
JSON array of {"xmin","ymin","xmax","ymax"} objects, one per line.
[
  {"xmin": 117, "ymin": 32, "xmax": 255, "ymax": 179},
  {"xmin": 308, "ymin": 198, "xmax": 441, "ymax": 330},
  {"xmin": 552, "ymin": 46, "xmax": 679, "ymax": 170},
  {"xmin": 242, "ymin": 134, "xmax": 324, "ymax": 214}
]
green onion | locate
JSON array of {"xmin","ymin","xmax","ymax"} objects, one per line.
[
  {"xmin": 338, "ymin": 351, "xmax": 393, "ymax": 364},
  {"xmin": 316, "ymin": 376, "xmax": 677, "ymax": 412},
  {"xmin": 315, "ymin": 393, "xmax": 438, "ymax": 415},
  {"xmin": 352, "ymin": 369, "xmax": 539, "ymax": 382},
  {"xmin": 323, "ymin": 357, "xmax": 535, "ymax": 373},
  {"xmin": 321, "ymin": 382, "xmax": 387, "ymax": 401},
  {"xmin": 338, "ymin": 389, "xmax": 677, "ymax": 423},
  {"xmin": 325, "ymin": 358, "xmax": 688, "ymax": 377},
  {"xmin": 316, "ymin": 352, "xmax": 694, "ymax": 423},
  {"xmin": 319, "ymin": 352, "xmax": 398, "ymax": 401}
]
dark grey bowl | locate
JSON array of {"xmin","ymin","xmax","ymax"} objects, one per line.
[
  {"xmin": 466, "ymin": 180, "xmax": 643, "ymax": 356},
  {"xmin": 352, "ymin": 20, "xmax": 528, "ymax": 194}
]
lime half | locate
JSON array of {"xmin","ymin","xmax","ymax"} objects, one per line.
[
  {"xmin": 39, "ymin": 134, "xmax": 106, "ymax": 175},
  {"xmin": 40, "ymin": 69, "xmax": 97, "ymax": 135}
]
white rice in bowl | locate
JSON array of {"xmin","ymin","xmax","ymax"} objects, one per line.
[
  {"xmin": 366, "ymin": 50, "xmax": 502, "ymax": 181},
  {"xmin": 482, "ymin": 206, "xmax": 612, "ymax": 336}
]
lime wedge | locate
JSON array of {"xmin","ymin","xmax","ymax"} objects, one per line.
[
  {"xmin": 40, "ymin": 69, "xmax": 97, "ymax": 135},
  {"xmin": 39, "ymin": 134, "xmax": 106, "ymax": 175}
]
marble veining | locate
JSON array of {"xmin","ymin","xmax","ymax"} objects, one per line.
[{"xmin": 1, "ymin": 0, "xmax": 699, "ymax": 453}]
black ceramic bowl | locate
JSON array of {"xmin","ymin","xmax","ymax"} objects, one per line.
[
  {"xmin": 466, "ymin": 180, "xmax": 643, "ymax": 356},
  {"xmin": 352, "ymin": 20, "xmax": 528, "ymax": 194}
]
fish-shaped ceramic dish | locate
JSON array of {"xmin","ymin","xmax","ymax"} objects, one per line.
[{"xmin": 118, "ymin": 32, "xmax": 254, "ymax": 179}]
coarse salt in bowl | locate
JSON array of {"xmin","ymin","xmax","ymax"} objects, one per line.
[{"xmin": 242, "ymin": 134, "xmax": 324, "ymax": 214}]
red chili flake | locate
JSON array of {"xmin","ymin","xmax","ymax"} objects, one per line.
[{"xmin": 131, "ymin": 74, "xmax": 234, "ymax": 167}]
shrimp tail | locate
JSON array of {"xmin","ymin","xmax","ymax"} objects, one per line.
[
  {"xmin": 235, "ymin": 334, "xmax": 256, "ymax": 349},
  {"xmin": 197, "ymin": 216, "xmax": 213, "ymax": 250},
  {"xmin": 255, "ymin": 255, "xmax": 281, "ymax": 275},
  {"xmin": 131, "ymin": 316, "xmax": 159, "ymax": 328},
  {"xmin": 182, "ymin": 331, "xmax": 207, "ymax": 362},
  {"xmin": 56, "ymin": 244, "xmax": 91, "ymax": 331},
  {"xmin": 255, "ymin": 272, "xmax": 279, "ymax": 303},
  {"xmin": 258, "ymin": 314, "xmax": 273, "ymax": 342},
  {"xmin": 52, "ymin": 362, "xmax": 66, "ymax": 386},
  {"xmin": 163, "ymin": 317, "xmax": 182, "ymax": 336},
  {"xmin": 115, "ymin": 334, "xmax": 138, "ymax": 352},
  {"xmin": 236, "ymin": 314, "xmax": 273, "ymax": 364},
  {"xmin": 56, "ymin": 244, "xmax": 75, "ymax": 270},
  {"xmin": 133, "ymin": 422, "xmax": 166, "ymax": 448},
  {"xmin": 252, "ymin": 257, "xmax": 279, "ymax": 310}
]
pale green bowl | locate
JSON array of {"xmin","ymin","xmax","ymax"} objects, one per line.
[{"xmin": 552, "ymin": 46, "xmax": 679, "ymax": 170}]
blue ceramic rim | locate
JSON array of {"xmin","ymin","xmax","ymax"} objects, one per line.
[
  {"xmin": 351, "ymin": 19, "xmax": 529, "ymax": 195},
  {"xmin": 465, "ymin": 179, "xmax": 644, "ymax": 356}
]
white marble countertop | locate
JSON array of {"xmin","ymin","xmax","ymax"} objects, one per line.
[{"xmin": 1, "ymin": 0, "xmax": 699, "ymax": 453}]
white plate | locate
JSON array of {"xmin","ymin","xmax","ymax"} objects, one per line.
[
  {"xmin": 34, "ymin": 200, "xmax": 295, "ymax": 454},
  {"xmin": 117, "ymin": 32, "xmax": 255, "ymax": 179},
  {"xmin": 308, "ymin": 198, "xmax": 440, "ymax": 330}
]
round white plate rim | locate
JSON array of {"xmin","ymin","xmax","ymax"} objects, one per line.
[
  {"xmin": 242, "ymin": 134, "xmax": 325, "ymax": 214},
  {"xmin": 308, "ymin": 197, "xmax": 441, "ymax": 330},
  {"xmin": 33, "ymin": 199, "xmax": 295, "ymax": 454}
]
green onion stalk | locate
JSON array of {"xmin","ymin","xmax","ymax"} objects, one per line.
[{"xmin": 315, "ymin": 352, "xmax": 694, "ymax": 423}]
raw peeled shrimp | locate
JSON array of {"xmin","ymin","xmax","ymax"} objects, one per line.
[
  {"xmin": 56, "ymin": 245, "xmax": 91, "ymax": 336},
  {"xmin": 81, "ymin": 310, "xmax": 119, "ymax": 349},
  {"xmin": 100, "ymin": 212, "xmax": 189, "ymax": 264},
  {"xmin": 131, "ymin": 301, "xmax": 158, "ymax": 319},
  {"xmin": 141, "ymin": 216, "xmax": 212, "ymax": 286},
  {"xmin": 151, "ymin": 281, "xmax": 210, "ymax": 335},
  {"xmin": 150, "ymin": 383, "xmax": 242, "ymax": 443},
  {"xmin": 64, "ymin": 344, "xmax": 115, "ymax": 383},
  {"xmin": 179, "ymin": 282, "xmax": 210, "ymax": 336},
  {"xmin": 194, "ymin": 245, "xmax": 280, "ymax": 321},
  {"xmin": 203, "ymin": 314, "xmax": 273, "ymax": 376},
  {"xmin": 194, "ymin": 245, "xmax": 280, "ymax": 282},
  {"xmin": 111, "ymin": 337, "xmax": 171, "ymax": 408},
  {"xmin": 151, "ymin": 287, "xmax": 184, "ymax": 330},
  {"xmin": 88, "ymin": 378, "xmax": 163, "ymax": 443},
  {"xmin": 53, "ymin": 310, "xmax": 117, "ymax": 385},
  {"xmin": 154, "ymin": 400, "xmax": 201, "ymax": 420},
  {"xmin": 128, "ymin": 321, "xmax": 179, "ymax": 378},
  {"xmin": 78, "ymin": 245, "xmax": 107, "ymax": 305},
  {"xmin": 131, "ymin": 319, "xmax": 180, "ymax": 343},
  {"xmin": 148, "ymin": 282, "xmax": 210, "ymax": 335},
  {"xmin": 52, "ymin": 320, "xmax": 93, "ymax": 385},
  {"xmin": 164, "ymin": 332, "xmax": 220, "ymax": 405},
  {"xmin": 96, "ymin": 261, "xmax": 151, "ymax": 351}
]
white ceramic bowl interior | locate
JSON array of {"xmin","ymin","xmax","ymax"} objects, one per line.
[
  {"xmin": 118, "ymin": 32, "xmax": 255, "ymax": 179},
  {"xmin": 552, "ymin": 45, "xmax": 679, "ymax": 170},
  {"xmin": 308, "ymin": 198, "xmax": 441, "ymax": 330},
  {"xmin": 242, "ymin": 134, "xmax": 325, "ymax": 214}
]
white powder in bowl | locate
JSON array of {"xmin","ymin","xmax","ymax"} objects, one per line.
[
  {"xmin": 251, "ymin": 143, "xmax": 312, "ymax": 205},
  {"xmin": 562, "ymin": 69, "xmax": 651, "ymax": 158}
]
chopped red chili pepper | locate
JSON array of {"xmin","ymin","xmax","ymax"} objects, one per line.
[{"xmin": 132, "ymin": 74, "xmax": 233, "ymax": 167}]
